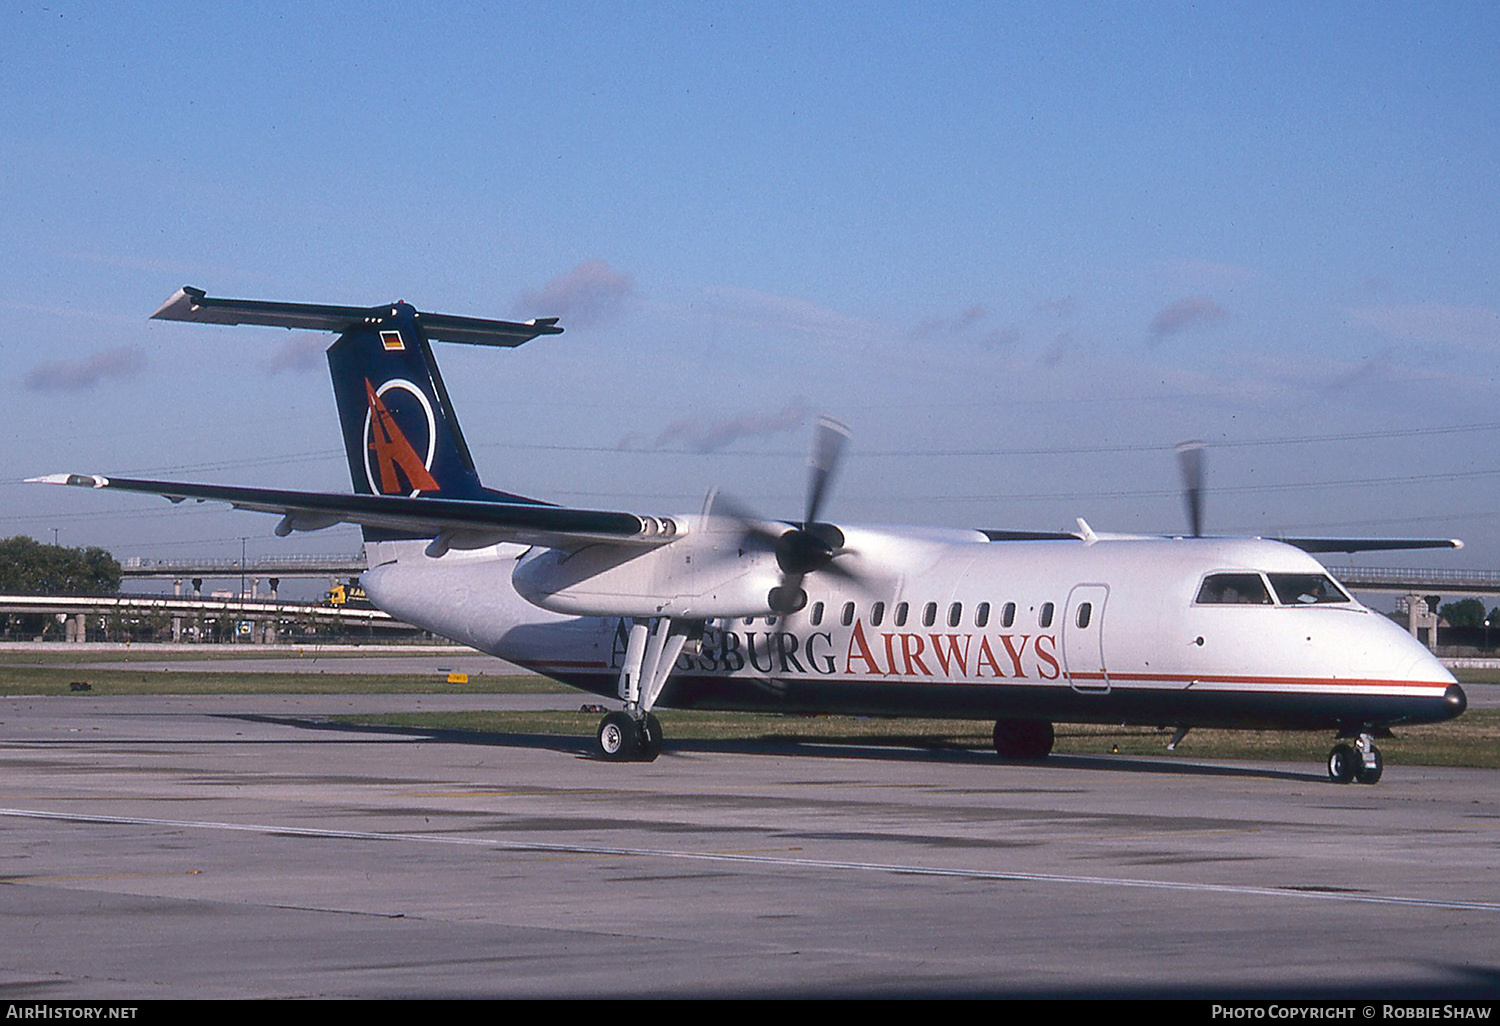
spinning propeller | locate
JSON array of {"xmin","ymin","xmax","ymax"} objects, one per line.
[
  {"xmin": 1174, "ymin": 439, "xmax": 1206, "ymax": 538},
  {"xmin": 720, "ymin": 416, "xmax": 857, "ymax": 614}
]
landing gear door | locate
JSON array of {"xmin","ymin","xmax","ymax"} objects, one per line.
[{"xmin": 1063, "ymin": 583, "xmax": 1109, "ymax": 694}]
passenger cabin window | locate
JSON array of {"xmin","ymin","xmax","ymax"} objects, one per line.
[
  {"xmin": 1268, "ymin": 573, "xmax": 1350, "ymax": 606},
  {"xmin": 1039, "ymin": 602, "xmax": 1054, "ymax": 628},
  {"xmin": 1195, "ymin": 573, "xmax": 1273, "ymax": 605},
  {"xmin": 841, "ymin": 601, "xmax": 856, "ymax": 626},
  {"xmin": 871, "ymin": 601, "xmax": 885, "ymax": 626},
  {"xmin": 922, "ymin": 602, "xmax": 937, "ymax": 627},
  {"xmin": 948, "ymin": 603, "xmax": 962, "ymax": 627},
  {"xmin": 810, "ymin": 602, "xmax": 824, "ymax": 626},
  {"xmin": 1001, "ymin": 602, "xmax": 1016, "ymax": 628},
  {"xmin": 975, "ymin": 602, "xmax": 991, "ymax": 628},
  {"xmin": 895, "ymin": 602, "xmax": 909, "ymax": 627},
  {"xmin": 1076, "ymin": 602, "xmax": 1092, "ymax": 629}
]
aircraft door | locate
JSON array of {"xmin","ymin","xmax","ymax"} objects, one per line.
[{"xmin": 1063, "ymin": 583, "xmax": 1109, "ymax": 694}]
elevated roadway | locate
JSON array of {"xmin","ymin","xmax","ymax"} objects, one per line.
[
  {"xmin": 1328, "ymin": 565, "xmax": 1500, "ymax": 597},
  {"xmin": 119, "ymin": 553, "xmax": 367, "ymax": 581}
]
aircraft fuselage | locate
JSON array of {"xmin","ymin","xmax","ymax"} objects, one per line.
[{"xmin": 363, "ymin": 530, "xmax": 1464, "ymax": 733}]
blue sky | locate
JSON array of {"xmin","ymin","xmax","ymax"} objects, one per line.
[{"xmin": 4, "ymin": 2, "xmax": 1499, "ymax": 573}]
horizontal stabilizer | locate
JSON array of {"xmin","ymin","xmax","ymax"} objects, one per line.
[{"xmin": 151, "ymin": 286, "xmax": 562, "ymax": 347}]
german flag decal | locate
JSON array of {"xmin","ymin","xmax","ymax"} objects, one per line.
[{"xmin": 380, "ymin": 330, "xmax": 405, "ymax": 351}]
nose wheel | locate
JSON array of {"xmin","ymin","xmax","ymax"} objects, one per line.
[{"xmin": 1327, "ymin": 733, "xmax": 1382, "ymax": 784}]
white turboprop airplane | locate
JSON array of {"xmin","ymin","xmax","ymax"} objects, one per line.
[{"xmin": 33, "ymin": 288, "xmax": 1470, "ymax": 783}]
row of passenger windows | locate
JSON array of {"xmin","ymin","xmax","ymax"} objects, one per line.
[
  {"xmin": 719, "ymin": 571, "xmax": 1346, "ymax": 632},
  {"xmin": 739, "ymin": 598, "xmax": 1093, "ymax": 631}
]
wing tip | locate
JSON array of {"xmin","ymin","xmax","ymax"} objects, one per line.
[
  {"xmin": 150, "ymin": 286, "xmax": 204, "ymax": 322},
  {"xmin": 26, "ymin": 473, "xmax": 108, "ymax": 488}
]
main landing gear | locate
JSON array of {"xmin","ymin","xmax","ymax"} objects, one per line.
[
  {"xmin": 1327, "ymin": 731, "xmax": 1383, "ymax": 785},
  {"xmin": 993, "ymin": 719, "xmax": 1054, "ymax": 760},
  {"xmin": 594, "ymin": 616, "xmax": 696, "ymax": 763},
  {"xmin": 597, "ymin": 710, "xmax": 663, "ymax": 762}
]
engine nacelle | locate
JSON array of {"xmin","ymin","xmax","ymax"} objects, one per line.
[{"xmin": 512, "ymin": 519, "xmax": 782, "ymax": 618}]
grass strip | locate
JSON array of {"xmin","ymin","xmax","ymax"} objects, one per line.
[{"xmin": 0, "ymin": 666, "xmax": 569, "ymax": 696}]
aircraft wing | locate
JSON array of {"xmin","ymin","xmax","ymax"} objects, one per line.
[
  {"xmin": 28, "ymin": 474, "xmax": 676, "ymax": 551},
  {"xmin": 1269, "ymin": 535, "xmax": 1463, "ymax": 554},
  {"xmin": 980, "ymin": 527, "xmax": 1462, "ymax": 552}
]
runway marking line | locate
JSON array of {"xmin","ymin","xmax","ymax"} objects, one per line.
[{"xmin": 2, "ymin": 805, "xmax": 1497, "ymax": 915}]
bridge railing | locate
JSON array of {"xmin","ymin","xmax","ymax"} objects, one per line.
[
  {"xmin": 119, "ymin": 554, "xmax": 367, "ymax": 574},
  {"xmin": 1327, "ymin": 566, "xmax": 1500, "ymax": 591}
]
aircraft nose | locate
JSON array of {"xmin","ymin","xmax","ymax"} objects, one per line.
[{"xmin": 1444, "ymin": 683, "xmax": 1468, "ymax": 717}]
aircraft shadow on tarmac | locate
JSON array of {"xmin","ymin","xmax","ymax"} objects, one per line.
[{"xmin": 237, "ymin": 714, "xmax": 1325, "ymax": 784}]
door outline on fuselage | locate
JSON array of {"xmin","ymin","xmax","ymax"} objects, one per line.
[{"xmin": 1062, "ymin": 583, "xmax": 1109, "ymax": 694}]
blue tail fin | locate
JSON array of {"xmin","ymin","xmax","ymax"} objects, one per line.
[
  {"xmin": 149, "ymin": 287, "xmax": 557, "ymax": 538},
  {"xmin": 325, "ymin": 302, "xmax": 542, "ymax": 529}
]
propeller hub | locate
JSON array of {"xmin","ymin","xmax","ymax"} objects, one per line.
[
  {"xmin": 718, "ymin": 415, "xmax": 856, "ymax": 616},
  {"xmin": 775, "ymin": 522, "xmax": 845, "ymax": 576}
]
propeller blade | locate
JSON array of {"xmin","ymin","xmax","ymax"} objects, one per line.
[
  {"xmin": 710, "ymin": 415, "xmax": 857, "ymax": 614},
  {"xmin": 1175, "ymin": 440, "xmax": 1206, "ymax": 538},
  {"xmin": 805, "ymin": 416, "xmax": 850, "ymax": 529},
  {"xmin": 711, "ymin": 492, "xmax": 786, "ymax": 548}
]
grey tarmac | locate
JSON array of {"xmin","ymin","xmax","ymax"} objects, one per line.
[{"xmin": 0, "ymin": 692, "xmax": 1496, "ymax": 999}]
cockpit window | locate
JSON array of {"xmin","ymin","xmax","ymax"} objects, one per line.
[
  {"xmin": 1268, "ymin": 573, "xmax": 1350, "ymax": 605},
  {"xmin": 1195, "ymin": 573, "xmax": 1273, "ymax": 605}
]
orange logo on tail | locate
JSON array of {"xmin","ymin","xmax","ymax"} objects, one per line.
[{"xmin": 365, "ymin": 379, "xmax": 440, "ymax": 494}]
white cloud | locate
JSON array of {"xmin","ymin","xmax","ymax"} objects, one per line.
[
  {"xmin": 1349, "ymin": 303, "xmax": 1500, "ymax": 350},
  {"xmin": 518, "ymin": 260, "xmax": 634, "ymax": 329},
  {"xmin": 692, "ymin": 286, "xmax": 885, "ymax": 344},
  {"xmin": 267, "ymin": 334, "xmax": 326, "ymax": 374},
  {"xmin": 1151, "ymin": 296, "xmax": 1228, "ymax": 338},
  {"xmin": 24, "ymin": 346, "xmax": 146, "ymax": 391},
  {"xmin": 639, "ymin": 399, "xmax": 813, "ymax": 452}
]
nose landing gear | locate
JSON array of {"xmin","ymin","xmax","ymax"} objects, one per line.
[{"xmin": 1327, "ymin": 731, "xmax": 1382, "ymax": 784}]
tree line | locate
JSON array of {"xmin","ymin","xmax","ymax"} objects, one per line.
[{"xmin": 0, "ymin": 536, "xmax": 120, "ymax": 596}]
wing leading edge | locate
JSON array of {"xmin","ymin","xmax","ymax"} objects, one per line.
[
  {"xmin": 980, "ymin": 527, "xmax": 1461, "ymax": 552},
  {"xmin": 1268, "ymin": 535, "xmax": 1462, "ymax": 554},
  {"xmin": 28, "ymin": 474, "xmax": 679, "ymax": 553}
]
